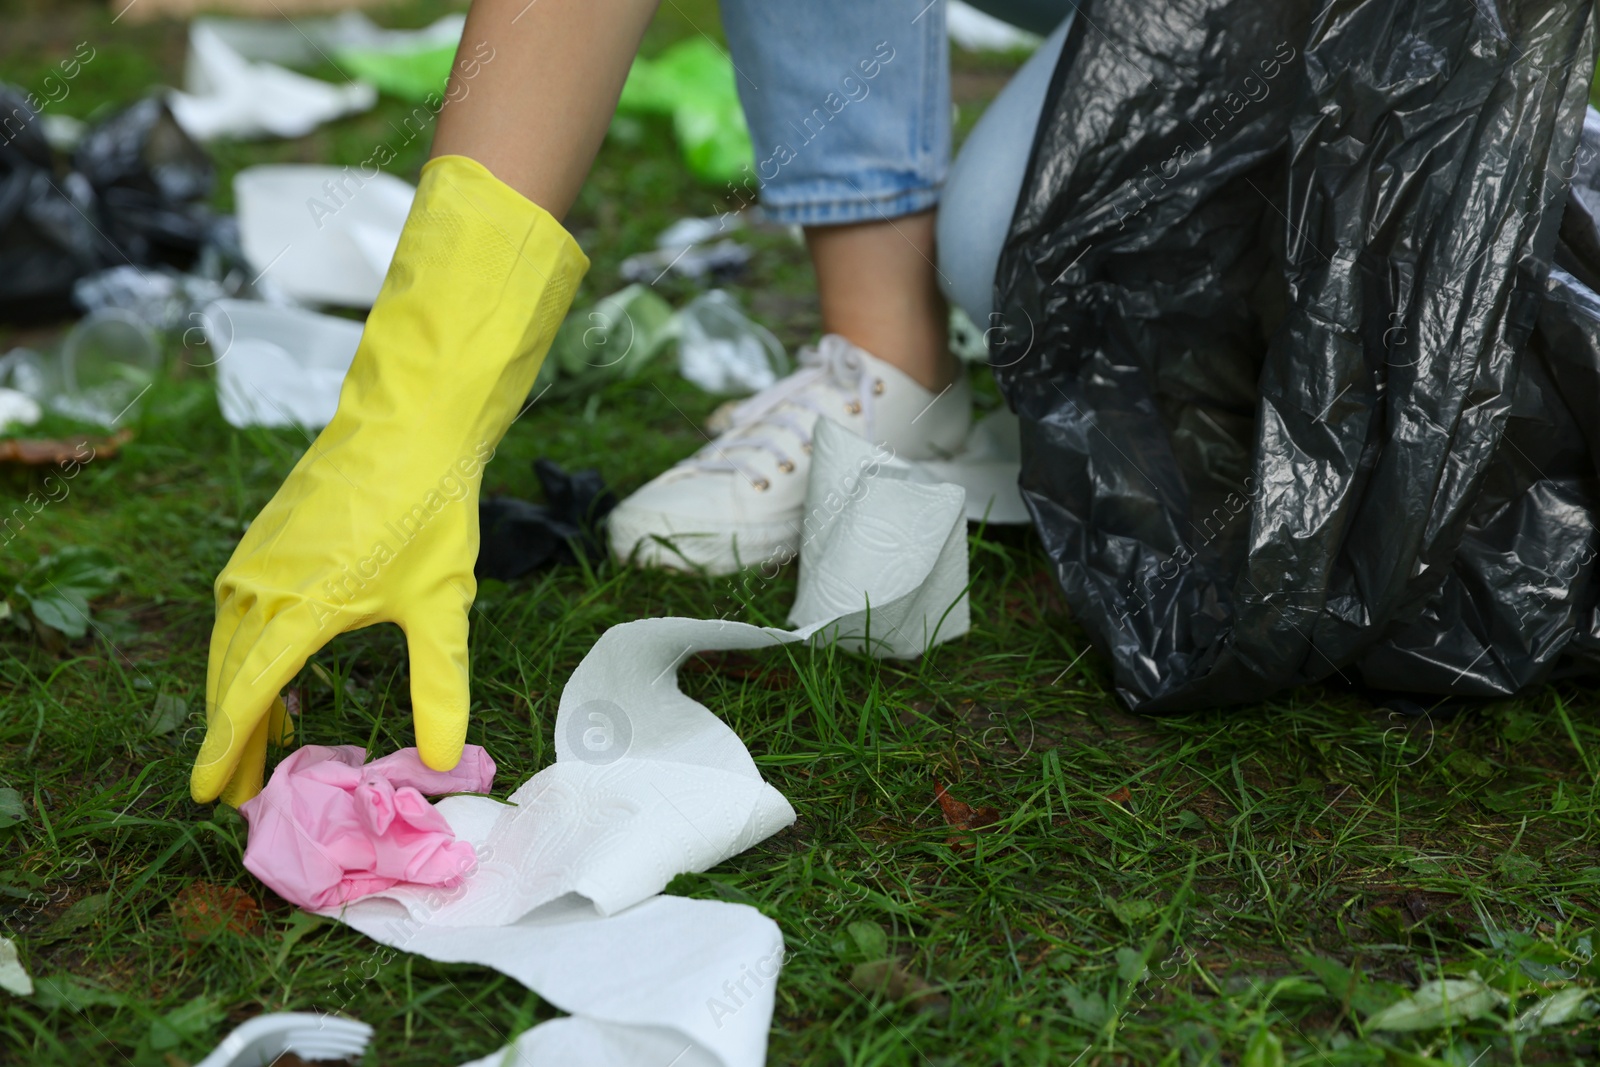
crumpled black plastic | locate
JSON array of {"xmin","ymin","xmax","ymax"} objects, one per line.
[
  {"xmin": 0, "ymin": 88, "xmax": 214, "ymax": 323},
  {"xmin": 993, "ymin": 0, "xmax": 1600, "ymax": 709},
  {"xmin": 476, "ymin": 460, "xmax": 618, "ymax": 581}
]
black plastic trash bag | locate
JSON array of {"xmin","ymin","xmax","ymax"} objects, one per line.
[
  {"xmin": 993, "ymin": 0, "xmax": 1600, "ymax": 709},
  {"xmin": 476, "ymin": 460, "xmax": 618, "ymax": 581},
  {"xmin": 0, "ymin": 89, "xmax": 214, "ymax": 323}
]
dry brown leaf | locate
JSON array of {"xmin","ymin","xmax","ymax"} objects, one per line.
[
  {"xmin": 171, "ymin": 882, "xmax": 261, "ymax": 941},
  {"xmin": 0, "ymin": 428, "xmax": 134, "ymax": 466},
  {"xmin": 1105, "ymin": 786, "xmax": 1132, "ymax": 804},
  {"xmin": 933, "ymin": 781, "xmax": 1000, "ymax": 850}
]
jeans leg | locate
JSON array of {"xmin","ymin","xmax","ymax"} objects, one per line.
[
  {"xmin": 937, "ymin": 14, "xmax": 1071, "ymax": 325},
  {"xmin": 719, "ymin": 0, "xmax": 950, "ymax": 226}
]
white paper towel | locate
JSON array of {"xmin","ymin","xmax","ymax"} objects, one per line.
[{"xmin": 326, "ymin": 420, "xmax": 972, "ymax": 1066}]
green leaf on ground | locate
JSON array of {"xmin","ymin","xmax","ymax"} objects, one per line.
[
  {"xmin": 1364, "ymin": 977, "xmax": 1507, "ymax": 1032},
  {"xmin": 0, "ymin": 788, "xmax": 25, "ymax": 830}
]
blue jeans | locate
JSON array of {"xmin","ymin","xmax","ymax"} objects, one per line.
[{"xmin": 719, "ymin": 0, "xmax": 1075, "ymax": 325}]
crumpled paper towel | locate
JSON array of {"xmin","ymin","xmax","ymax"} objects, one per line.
[{"xmin": 324, "ymin": 420, "xmax": 970, "ymax": 1066}]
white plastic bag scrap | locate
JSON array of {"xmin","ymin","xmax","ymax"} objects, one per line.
[
  {"xmin": 947, "ymin": 1, "xmax": 1042, "ymax": 52},
  {"xmin": 203, "ymin": 298, "xmax": 360, "ymax": 429},
  {"xmin": 234, "ymin": 165, "xmax": 414, "ymax": 307},
  {"xmin": 674, "ymin": 290, "xmax": 786, "ymax": 396},
  {"xmin": 168, "ymin": 21, "xmax": 376, "ymax": 142}
]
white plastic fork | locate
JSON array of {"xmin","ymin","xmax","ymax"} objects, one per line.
[{"xmin": 195, "ymin": 1012, "xmax": 373, "ymax": 1067}]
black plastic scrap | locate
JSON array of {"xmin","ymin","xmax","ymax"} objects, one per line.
[
  {"xmin": 0, "ymin": 89, "xmax": 215, "ymax": 323},
  {"xmin": 476, "ymin": 460, "xmax": 618, "ymax": 581},
  {"xmin": 993, "ymin": 0, "xmax": 1600, "ymax": 709}
]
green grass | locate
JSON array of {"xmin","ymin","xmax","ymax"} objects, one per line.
[{"xmin": 5, "ymin": 2, "xmax": 1600, "ymax": 1065}]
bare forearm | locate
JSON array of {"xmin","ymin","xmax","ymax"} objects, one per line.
[{"xmin": 432, "ymin": 0, "xmax": 660, "ymax": 218}]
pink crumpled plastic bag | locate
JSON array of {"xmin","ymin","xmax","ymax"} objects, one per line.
[{"xmin": 239, "ymin": 744, "xmax": 496, "ymax": 911}]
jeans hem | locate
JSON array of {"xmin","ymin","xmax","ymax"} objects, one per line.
[{"xmin": 759, "ymin": 184, "xmax": 942, "ymax": 226}]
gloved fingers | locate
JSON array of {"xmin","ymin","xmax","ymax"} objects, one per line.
[
  {"xmin": 403, "ymin": 586, "xmax": 474, "ymax": 772},
  {"xmin": 192, "ymin": 606, "xmax": 318, "ymax": 803},
  {"xmin": 214, "ymin": 696, "xmax": 281, "ymax": 807}
]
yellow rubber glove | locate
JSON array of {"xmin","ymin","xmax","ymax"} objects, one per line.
[{"xmin": 192, "ymin": 155, "xmax": 588, "ymax": 806}]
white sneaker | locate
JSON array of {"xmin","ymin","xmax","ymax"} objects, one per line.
[{"xmin": 610, "ymin": 334, "xmax": 972, "ymax": 574}]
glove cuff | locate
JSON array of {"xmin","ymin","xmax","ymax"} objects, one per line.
[{"xmin": 337, "ymin": 154, "xmax": 590, "ymax": 443}]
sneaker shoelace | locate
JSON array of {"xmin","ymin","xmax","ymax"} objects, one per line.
[{"xmin": 684, "ymin": 335, "xmax": 881, "ymax": 488}]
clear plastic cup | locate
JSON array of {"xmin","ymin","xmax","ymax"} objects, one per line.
[{"xmin": 56, "ymin": 308, "xmax": 162, "ymax": 426}]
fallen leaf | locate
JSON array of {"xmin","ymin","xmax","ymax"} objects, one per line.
[
  {"xmin": 0, "ymin": 788, "xmax": 25, "ymax": 830},
  {"xmin": 171, "ymin": 883, "xmax": 261, "ymax": 940},
  {"xmin": 53, "ymin": 893, "xmax": 109, "ymax": 932},
  {"xmin": 146, "ymin": 695, "xmax": 188, "ymax": 738},
  {"xmin": 933, "ymin": 781, "xmax": 1000, "ymax": 832},
  {"xmin": 149, "ymin": 994, "xmax": 224, "ymax": 1051},
  {"xmin": 849, "ymin": 959, "xmax": 949, "ymax": 1015},
  {"xmin": 1105, "ymin": 786, "xmax": 1132, "ymax": 804},
  {"xmin": 30, "ymin": 973, "xmax": 124, "ymax": 1011},
  {"xmin": 1515, "ymin": 985, "xmax": 1594, "ymax": 1031},
  {"xmin": 1242, "ymin": 1026, "xmax": 1285, "ymax": 1067},
  {"xmin": 1364, "ymin": 976, "xmax": 1507, "ymax": 1032},
  {"xmin": 0, "ymin": 936, "xmax": 32, "ymax": 996},
  {"xmin": 844, "ymin": 920, "xmax": 888, "ymax": 961},
  {"xmin": 0, "ymin": 428, "xmax": 132, "ymax": 466}
]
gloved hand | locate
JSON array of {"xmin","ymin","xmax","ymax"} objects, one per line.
[{"xmin": 192, "ymin": 155, "xmax": 588, "ymax": 806}]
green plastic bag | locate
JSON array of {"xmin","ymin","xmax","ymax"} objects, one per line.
[
  {"xmin": 537, "ymin": 284, "xmax": 677, "ymax": 396},
  {"xmin": 334, "ymin": 41, "xmax": 458, "ymax": 103},
  {"xmin": 616, "ymin": 38, "xmax": 754, "ymax": 184}
]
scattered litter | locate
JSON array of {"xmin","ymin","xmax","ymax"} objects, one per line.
[
  {"xmin": 234, "ymin": 164, "xmax": 413, "ymax": 306},
  {"xmin": 0, "ymin": 389, "xmax": 41, "ymax": 433},
  {"xmin": 0, "ymin": 309, "xmax": 161, "ymax": 429},
  {"xmin": 477, "ymin": 460, "xmax": 618, "ymax": 581},
  {"xmin": 239, "ymin": 744, "xmax": 495, "ymax": 911},
  {"xmin": 948, "ymin": 304, "xmax": 988, "ymax": 362},
  {"xmin": 616, "ymin": 39, "xmax": 754, "ymax": 184},
  {"xmin": 620, "ymin": 238, "xmax": 749, "ymax": 284},
  {"xmin": 332, "ymin": 14, "xmax": 467, "ymax": 102},
  {"xmin": 189, "ymin": 11, "xmax": 463, "ymax": 102},
  {"xmin": 0, "ymin": 937, "xmax": 32, "ymax": 997},
  {"xmin": 316, "ymin": 422, "xmax": 966, "ymax": 1065},
  {"xmin": 203, "ymin": 298, "xmax": 362, "ymax": 428},
  {"xmin": 620, "ymin": 213, "xmax": 750, "ymax": 285},
  {"xmin": 54, "ymin": 309, "xmax": 162, "ymax": 426},
  {"xmin": 168, "ymin": 21, "xmax": 377, "ymax": 142},
  {"xmin": 172, "ymin": 882, "xmax": 262, "ymax": 940},
  {"xmin": 946, "ymin": 1, "xmax": 1043, "ymax": 52},
  {"xmin": 657, "ymin": 214, "xmax": 741, "ymax": 249},
  {"xmin": 541, "ymin": 283, "xmax": 676, "ymax": 393},
  {"xmin": 0, "ymin": 428, "xmax": 134, "ymax": 466},
  {"xmin": 74, "ymin": 265, "xmax": 227, "ymax": 333},
  {"xmin": 674, "ymin": 289, "xmax": 787, "ymax": 395},
  {"xmin": 194, "ymin": 1012, "xmax": 373, "ymax": 1067},
  {"xmin": 0, "ymin": 89, "xmax": 216, "ymax": 323},
  {"xmin": 918, "ymin": 409, "xmax": 1030, "ymax": 524}
]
